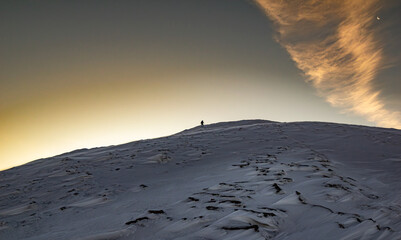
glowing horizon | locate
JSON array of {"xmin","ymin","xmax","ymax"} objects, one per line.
[{"xmin": 1, "ymin": 0, "xmax": 400, "ymax": 171}]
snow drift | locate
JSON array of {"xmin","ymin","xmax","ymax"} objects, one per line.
[{"xmin": 0, "ymin": 120, "xmax": 400, "ymax": 239}]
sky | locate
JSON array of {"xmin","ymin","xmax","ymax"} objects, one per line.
[{"xmin": 1, "ymin": 0, "xmax": 400, "ymax": 170}]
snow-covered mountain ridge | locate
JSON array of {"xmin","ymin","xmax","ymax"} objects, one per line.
[{"xmin": 0, "ymin": 120, "xmax": 400, "ymax": 239}]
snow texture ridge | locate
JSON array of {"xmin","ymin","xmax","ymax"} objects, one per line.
[{"xmin": 0, "ymin": 120, "xmax": 400, "ymax": 239}]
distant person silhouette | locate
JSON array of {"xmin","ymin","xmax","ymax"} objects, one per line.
[{"xmin": 201, "ymin": 120, "xmax": 204, "ymax": 126}]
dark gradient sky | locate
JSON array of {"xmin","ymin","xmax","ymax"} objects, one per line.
[{"xmin": 1, "ymin": 0, "xmax": 400, "ymax": 170}]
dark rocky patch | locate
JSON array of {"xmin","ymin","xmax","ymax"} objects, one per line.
[
  {"xmin": 148, "ymin": 210, "xmax": 165, "ymax": 214},
  {"xmin": 324, "ymin": 183, "xmax": 349, "ymax": 191},
  {"xmin": 272, "ymin": 183, "xmax": 282, "ymax": 193},
  {"xmin": 232, "ymin": 162, "xmax": 250, "ymax": 168},
  {"xmin": 125, "ymin": 216, "xmax": 149, "ymax": 225},
  {"xmin": 220, "ymin": 199, "xmax": 242, "ymax": 204},
  {"xmin": 222, "ymin": 225, "xmax": 259, "ymax": 232},
  {"xmin": 206, "ymin": 206, "xmax": 219, "ymax": 211},
  {"xmin": 187, "ymin": 197, "xmax": 199, "ymax": 202}
]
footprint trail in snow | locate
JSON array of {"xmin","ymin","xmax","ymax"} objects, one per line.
[{"xmin": 0, "ymin": 120, "xmax": 400, "ymax": 239}]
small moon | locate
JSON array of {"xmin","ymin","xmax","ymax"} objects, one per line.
[{"xmin": 376, "ymin": 16, "xmax": 380, "ymax": 20}]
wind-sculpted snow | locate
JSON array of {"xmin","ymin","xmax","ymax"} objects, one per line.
[{"xmin": 0, "ymin": 120, "xmax": 400, "ymax": 239}]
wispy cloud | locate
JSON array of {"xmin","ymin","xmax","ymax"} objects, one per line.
[{"xmin": 255, "ymin": 0, "xmax": 401, "ymax": 128}]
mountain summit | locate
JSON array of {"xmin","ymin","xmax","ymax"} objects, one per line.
[{"xmin": 1, "ymin": 120, "xmax": 400, "ymax": 239}]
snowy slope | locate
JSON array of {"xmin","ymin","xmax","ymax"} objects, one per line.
[{"xmin": 0, "ymin": 120, "xmax": 400, "ymax": 240}]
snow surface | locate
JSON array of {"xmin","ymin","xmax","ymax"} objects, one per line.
[{"xmin": 0, "ymin": 120, "xmax": 400, "ymax": 239}]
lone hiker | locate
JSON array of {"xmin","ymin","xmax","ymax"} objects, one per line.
[{"xmin": 201, "ymin": 120, "xmax": 204, "ymax": 126}]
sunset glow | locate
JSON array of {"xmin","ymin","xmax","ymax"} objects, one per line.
[{"xmin": 1, "ymin": 0, "xmax": 400, "ymax": 170}]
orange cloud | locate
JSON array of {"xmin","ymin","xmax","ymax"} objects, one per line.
[{"xmin": 255, "ymin": 0, "xmax": 401, "ymax": 128}]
